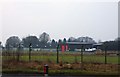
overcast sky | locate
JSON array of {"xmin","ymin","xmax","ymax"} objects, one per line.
[{"xmin": 0, "ymin": 0, "xmax": 119, "ymax": 45}]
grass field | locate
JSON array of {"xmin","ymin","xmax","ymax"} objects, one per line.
[
  {"xmin": 2, "ymin": 51, "xmax": 118, "ymax": 64},
  {"xmin": 2, "ymin": 51, "xmax": 119, "ymax": 76}
]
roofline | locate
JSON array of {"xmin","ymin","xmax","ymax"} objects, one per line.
[
  {"xmin": 58, "ymin": 42, "xmax": 102, "ymax": 46},
  {"xmin": 58, "ymin": 42, "xmax": 95, "ymax": 45}
]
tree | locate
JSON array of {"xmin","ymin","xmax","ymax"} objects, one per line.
[
  {"xmin": 22, "ymin": 36, "xmax": 39, "ymax": 48},
  {"xmin": 68, "ymin": 38, "xmax": 71, "ymax": 42},
  {"xmin": 0, "ymin": 41, "xmax": 2, "ymax": 50},
  {"xmin": 101, "ymin": 41, "xmax": 118, "ymax": 51},
  {"xmin": 5, "ymin": 36, "xmax": 21, "ymax": 49},
  {"xmin": 39, "ymin": 32, "xmax": 51, "ymax": 48},
  {"xmin": 51, "ymin": 39, "xmax": 57, "ymax": 48},
  {"xmin": 39, "ymin": 32, "xmax": 50, "ymax": 43},
  {"xmin": 0, "ymin": 41, "xmax": 2, "ymax": 47},
  {"xmin": 115, "ymin": 37, "xmax": 120, "ymax": 41},
  {"xmin": 5, "ymin": 36, "xmax": 21, "ymax": 60},
  {"xmin": 58, "ymin": 39, "xmax": 62, "ymax": 44},
  {"xmin": 63, "ymin": 38, "xmax": 67, "ymax": 43}
]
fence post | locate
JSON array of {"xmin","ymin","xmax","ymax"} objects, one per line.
[
  {"xmin": 17, "ymin": 44, "xmax": 20, "ymax": 62},
  {"xmin": 44, "ymin": 64, "xmax": 49, "ymax": 77},
  {"xmin": 105, "ymin": 46, "xmax": 107, "ymax": 64},
  {"xmin": 81, "ymin": 45, "xmax": 84, "ymax": 70},
  {"xmin": 57, "ymin": 44, "xmax": 59, "ymax": 64},
  {"xmin": 29, "ymin": 43, "xmax": 32, "ymax": 62}
]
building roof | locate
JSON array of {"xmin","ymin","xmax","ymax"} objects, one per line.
[
  {"xmin": 58, "ymin": 42, "xmax": 102, "ymax": 46},
  {"xmin": 65, "ymin": 42, "xmax": 95, "ymax": 45}
]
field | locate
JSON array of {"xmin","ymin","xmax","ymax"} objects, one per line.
[
  {"xmin": 2, "ymin": 51, "xmax": 118, "ymax": 64},
  {"xmin": 2, "ymin": 51, "xmax": 119, "ymax": 76}
]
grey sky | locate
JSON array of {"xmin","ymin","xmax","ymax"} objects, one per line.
[{"xmin": 0, "ymin": 0, "xmax": 118, "ymax": 45}]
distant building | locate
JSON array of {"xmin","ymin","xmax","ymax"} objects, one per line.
[{"xmin": 58, "ymin": 42, "xmax": 102, "ymax": 52}]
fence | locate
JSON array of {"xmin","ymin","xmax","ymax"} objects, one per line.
[
  {"xmin": 2, "ymin": 49, "xmax": 118, "ymax": 64},
  {"xmin": 2, "ymin": 49, "xmax": 119, "ymax": 76}
]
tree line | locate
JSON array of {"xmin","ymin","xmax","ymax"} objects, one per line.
[
  {"xmin": 4, "ymin": 32, "xmax": 96, "ymax": 49},
  {"xmin": 0, "ymin": 32, "xmax": 119, "ymax": 51},
  {"xmin": 100, "ymin": 39, "xmax": 119, "ymax": 51}
]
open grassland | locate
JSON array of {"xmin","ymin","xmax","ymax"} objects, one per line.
[{"xmin": 2, "ymin": 51, "xmax": 119, "ymax": 76}]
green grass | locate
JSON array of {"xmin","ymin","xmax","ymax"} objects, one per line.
[
  {"xmin": 2, "ymin": 51, "xmax": 119, "ymax": 76},
  {"xmin": 2, "ymin": 51, "xmax": 118, "ymax": 64}
]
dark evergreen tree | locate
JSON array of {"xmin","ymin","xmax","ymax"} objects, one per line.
[
  {"xmin": 51, "ymin": 39, "xmax": 57, "ymax": 48},
  {"xmin": 63, "ymin": 38, "xmax": 67, "ymax": 43},
  {"xmin": 58, "ymin": 39, "xmax": 62, "ymax": 44}
]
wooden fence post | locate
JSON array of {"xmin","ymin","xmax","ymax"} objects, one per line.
[
  {"xmin": 57, "ymin": 44, "xmax": 59, "ymax": 64},
  {"xmin": 29, "ymin": 43, "xmax": 32, "ymax": 62}
]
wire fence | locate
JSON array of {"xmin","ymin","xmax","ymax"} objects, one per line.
[{"xmin": 2, "ymin": 50, "xmax": 118, "ymax": 64}]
